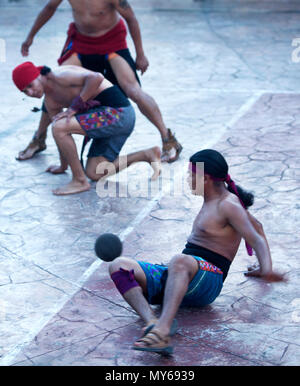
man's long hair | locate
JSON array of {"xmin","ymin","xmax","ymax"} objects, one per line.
[{"xmin": 189, "ymin": 149, "xmax": 254, "ymax": 209}]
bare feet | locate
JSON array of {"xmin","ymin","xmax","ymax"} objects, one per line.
[
  {"xmin": 16, "ymin": 139, "xmax": 46, "ymax": 161},
  {"xmin": 144, "ymin": 146, "xmax": 161, "ymax": 180},
  {"xmin": 46, "ymin": 165, "xmax": 68, "ymax": 174},
  {"xmin": 52, "ymin": 179, "xmax": 91, "ymax": 196}
]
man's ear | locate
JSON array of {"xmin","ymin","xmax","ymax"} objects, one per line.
[{"xmin": 203, "ymin": 174, "xmax": 210, "ymax": 184}]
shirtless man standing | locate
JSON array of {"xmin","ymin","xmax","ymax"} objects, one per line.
[
  {"xmin": 18, "ymin": 0, "xmax": 182, "ymax": 163},
  {"xmin": 12, "ymin": 62, "xmax": 161, "ymax": 195},
  {"xmin": 108, "ymin": 149, "xmax": 284, "ymax": 355}
]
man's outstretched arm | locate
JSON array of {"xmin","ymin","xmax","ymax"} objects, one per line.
[
  {"xmin": 21, "ymin": 0, "xmax": 63, "ymax": 56},
  {"xmin": 221, "ymin": 200, "xmax": 273, "ymax": 278},
  {"xmin": 112, "ymin": 0, "xmax": 149, "ymax": 74}
]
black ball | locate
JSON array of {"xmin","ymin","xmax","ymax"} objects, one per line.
[{"xmin": 94, "ymin": 233, "xmax": 123, "ymax": 262}]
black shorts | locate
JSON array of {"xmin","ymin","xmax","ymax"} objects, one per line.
[
  {"xmin": 63, "ymin": 48, "xmax": 139, "ymax": 160},
  {"xmin": 78, "ymin": 49, "xmax": 141, "ymax": 94},
  {"xmin": 79, "ymin": 50, "xmax": 140, "ymax": 159}
]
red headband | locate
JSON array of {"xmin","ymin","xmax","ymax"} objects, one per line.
[
  {"xmin": 189, "ymin": 162, "xmax": 253, "ymax": 256},
  {"xmin": 12, "ymin": 62, "xmax": 43, "ymax": 91}
]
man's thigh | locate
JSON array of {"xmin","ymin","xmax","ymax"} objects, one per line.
[
  {"xmin": 60, "ymin": 53, "xmax": 82, "ymax": 67},
  {"xmin": 108, "ymin": 54, "xmax": 140, "ymax": 91}
]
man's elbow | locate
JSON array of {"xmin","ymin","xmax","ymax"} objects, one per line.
[
  {"xmin": 124, "ymin": 14, "xmax": 138, "ymax": 28},
  {"xmin": 255, "ymin": 219, "xmax": 264, "ymax": 233},
  {"xmin": 92, "ymin": 73, "xmax": 104, "ymax": 86},
  {"xmin": 252, "ymin": 234, "xmax": 267, "ymax": 253}
]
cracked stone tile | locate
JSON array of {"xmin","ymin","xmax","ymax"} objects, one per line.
[
  {"xmin": 1, "ymin": 0, "xmax": 300, "ymax": 366},
  {"xmin": 188, "ymin": 325, "xmax": 289, "ymax": 365},
  {"xmin": 280, "ymin": 344, "xmax": 300, "ymax": 366}
]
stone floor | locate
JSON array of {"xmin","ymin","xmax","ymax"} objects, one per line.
[{"xmin": 0, "ymin": 0, "xmax": 299, "ymax": 366}]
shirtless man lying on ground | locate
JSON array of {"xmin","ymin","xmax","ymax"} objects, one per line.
[
  {"xmin": 108, "ymin": 149, "xmax": 285, "ymax": 355},
  {"xmin": 12, "ymin": 61, "xmax": 161, "ymax": 195}
]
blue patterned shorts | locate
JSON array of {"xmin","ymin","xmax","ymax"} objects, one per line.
[{"xmin": 138, "ymin": 256, "xmax": 223, "ymax": 307}]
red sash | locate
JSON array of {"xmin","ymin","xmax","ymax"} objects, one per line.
[{"xmin": 58, "ymin": 18, "xmax": 128, "ymax": 65}]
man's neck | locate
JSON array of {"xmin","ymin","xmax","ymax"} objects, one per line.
[
  {"xmin": 204, "ymin": 183, "xmax": 227, "ymax": 203},
  {"xmin": 41, "ymin": 73, "xmax": 55, "ymax": 95}
]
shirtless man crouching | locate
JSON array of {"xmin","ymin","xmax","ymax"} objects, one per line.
[
  {"xmin": 18, "ymin": 0, "xmax": 182, "ymax": 163},
  {"xmin": 12, "ymin": 61, "xmax": 161, "ymax": 195}
]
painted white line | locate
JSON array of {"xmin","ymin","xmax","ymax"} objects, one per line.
[
  {"xmin": 78, "ymin": 187, "xmax": 167, "ymax": 286},
  {"xmin": 147, "ymin": 88, "xmax": 299, "ymax": 95},
  {"xmin": 0, "ymin": 177, "xmax": 171, "ymax": 366},
  {"xmin": 200, "ymin": 91, "xmax": 264, "ymax": 149},
  {"xmin": 0, "ymin": 91, "xmax": 264, "ymax": 366}
]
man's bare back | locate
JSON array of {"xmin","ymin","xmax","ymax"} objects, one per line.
[{"xmin": 41, "ymin": 66, "xmax": 112, "ymax": 115}]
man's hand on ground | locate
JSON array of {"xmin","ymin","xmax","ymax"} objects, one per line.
[{"xmin": 244, "ymin": 263, "xmax": 287, "ymax": 282}]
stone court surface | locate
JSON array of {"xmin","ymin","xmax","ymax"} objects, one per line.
[{"xmin": 0, "ymin": 0, "xmax": 299, "ymax": 366}]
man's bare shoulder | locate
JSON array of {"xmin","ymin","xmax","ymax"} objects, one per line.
[
  {"xmin": 53, "ymin": 65, "xmax": 87, "ymax": 74},
  {"xmin": 218, "ymin": 193, "xmax": 243, "ymax": 217},
  {"xmin": 52, "ymin": 65, "xmax": 91, "ymax": 79}
]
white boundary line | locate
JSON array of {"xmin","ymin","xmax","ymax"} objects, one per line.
[
  {"xmin": 200, "ymin": 91, "xmax": 264, "ymax": 149},
  {"xmin": 0, "ymin": 171, "xmax": 172, "ymax": 366},
  {"xmin": 0, "ymin": 91, "xmax": 264, "ymax": 366}
]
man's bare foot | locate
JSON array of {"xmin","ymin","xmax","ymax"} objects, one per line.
[
  {"xmin": 144, "ymin": 146, "xmax": 161, "ymax": 180},
  {"xmin": 46, "ymin": 165, "xmax": 67, "ymax": 174},
  {"xmin": 52, "ymin": 179, "xmax": 91, "ymax": 196},
  {"xmin": 16, "ymin": 138, "xmax": 46, "ymax": 161}
]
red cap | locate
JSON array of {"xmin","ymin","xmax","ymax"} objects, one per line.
[{"xmin": 12, "ymin": 62, "xmax": 43, "ymax": 91}]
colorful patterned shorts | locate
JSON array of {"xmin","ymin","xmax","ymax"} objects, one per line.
[
  {"xmin": 138, "ymin": 256, "xmax": 223, "ymax": 307},
  {"xmin": 75, "ymin": 105, "xmax": 135, "ymax": 162}
]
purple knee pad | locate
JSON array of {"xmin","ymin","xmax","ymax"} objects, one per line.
[{"xmin": 110, "ymin": 268, "xmax": 140, "ymax": 295}]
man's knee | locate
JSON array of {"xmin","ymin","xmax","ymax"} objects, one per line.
[
  {"xmin": 122, "ymin": 83, "xmax": 142, "ymax": 103},
  {"xmin": 109, "ymin": 257, "xmax": 143, "ymax": 296},
  {"xmin": 85, "ymin": 159, "xmax": 97, "ymax": 180},
  {"xmin": 85, "ymin": 159, "xmax": 109, "ymax": 181},
  {"xmin": 169, "ymin": 254, "xmax": 196, "ymax": 274},
  {"xmin": 85, "ymin": 166, "xmax": 100, "ymax": 181},
  {"xmin": 108, "ymin": 256, "xmax": 136, "ymax": 275},
  {"xmin": 52, "ymin": 120, "xmax": 69, "ymax": 139}
]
